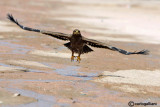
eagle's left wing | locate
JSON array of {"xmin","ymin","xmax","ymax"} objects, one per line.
[
  {"xmin": 82, "ymin": 37, "xmax": 149, "ymax": 55},
  {"xmin": 7, "ymin": 14, "xmax": 71, "ymax": 41}
]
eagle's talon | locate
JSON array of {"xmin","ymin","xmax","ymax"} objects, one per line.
[
  {"xmin": 77, "ymin": 56, "xmax": 81, "ymax": 63},
  {"xmin": 71, "ymin": 56, "xmax": 74, "ymax": 62}
]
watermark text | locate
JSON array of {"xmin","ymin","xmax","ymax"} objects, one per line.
[{"xmin": 128, "ymin": 101, "xmax": 157, "ymax": 107}]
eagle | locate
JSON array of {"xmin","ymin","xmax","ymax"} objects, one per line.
[{"xmin": 7, "ymin": 14, "xmax": 149, "ymax": 63}]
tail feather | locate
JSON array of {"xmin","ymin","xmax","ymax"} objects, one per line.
[{"xmin": 111, "ymin": 47, "xmax": 149, "ymax": 55}]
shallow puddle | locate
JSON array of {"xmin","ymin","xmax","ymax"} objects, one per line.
[
  {"xmin": 0, "ymin": 40, "xmax": 32, "ymax": 54},
  {"xmin": 0, "ymin": 62, "xmax": 98, "ymax": 80},
  {"xmin": 0, "ymin": 79, "xmax": 77, "ymax": 83},
  {"xmin": 0, "ymin": 63, "xmax": 25, "ymax": 69},
  {"xmin": 43, "ymin": 63, "xmax": 98, "ymax": 80},
  {"xmin": 4, "ymin": 88, "xmax": 69, "ymax": 107},
  {"xmin": 0, "ymin": 62, "xmax": 52, "ymax": 73}
]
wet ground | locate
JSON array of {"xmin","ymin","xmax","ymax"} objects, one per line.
[{"xmin": 0, "ymin": 0, "xmax": 160, "ymax": 107}]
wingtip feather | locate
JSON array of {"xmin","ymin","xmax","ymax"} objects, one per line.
[
  {"xmin": 7, "ymin": 13, "xmax": 17, "ymax": 23},
  {"xmin": 142, "ymin": 50, "xmax": 149, "ymax": 55},
  {"xmin": 136, "ymin": 49, "xmax": 149, "ymax": 55},
  {"xmin": 7, "ymin": 13, "xmax": 22, "ymax": 28}
]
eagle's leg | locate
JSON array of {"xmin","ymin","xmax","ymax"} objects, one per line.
[
  {"xmin": 71, "ymin": 50, "xmax": 74, "ymax": 61},
  {"xmin": 77, "ymin": 51, "xmax": 81, "ymax": 63}
]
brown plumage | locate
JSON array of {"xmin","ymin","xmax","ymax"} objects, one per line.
[{"xmin": 7, "ymin": 14, "xmax": 149, "ymax": 62}]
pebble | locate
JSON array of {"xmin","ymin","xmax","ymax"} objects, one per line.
[
  {"xmin": 72, "ymin": 100, "xmax": 76, "ymax": 103},
  {"xmin": 13, "ymin": 93, "xmax": 21, "ymax": 97},
  {"xmin": 80, "ymin": 92, "xmax": 87, "ymax": 95}
]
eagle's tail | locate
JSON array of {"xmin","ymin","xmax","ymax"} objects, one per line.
[
  {"xmin": 111, "ymin": 46, "xmax": 149, "ymax": 55},
  {"xmin": 7, "ymin": 13, "xmax": 40, "ymax": 33},
  {"xmin": 64, "ymin": 42, "xmax": 93, "ymax": 54}
]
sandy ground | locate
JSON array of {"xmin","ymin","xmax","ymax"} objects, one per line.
[{"xmin": 0, "ymin": 0, "xmax": 160, "ymax": 107}]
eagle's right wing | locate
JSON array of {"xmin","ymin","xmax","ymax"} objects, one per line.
[{"xmin": 7, "ymin": 14, "xmax": 71, "ymax": 41}]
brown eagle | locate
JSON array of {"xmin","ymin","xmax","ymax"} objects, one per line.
[{"xmin": 7, "ymin": 14, "xmax": 149, "ymax": 62}]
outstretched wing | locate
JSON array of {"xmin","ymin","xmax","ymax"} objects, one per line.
[
  {"xmin": 83, "ymin": 37, "xmax": 149, "ymax": 55},
  {"xmin": 7, "ymin": 14, "xmax": 71, "ymax": 41}
]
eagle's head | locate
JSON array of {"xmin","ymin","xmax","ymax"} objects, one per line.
[{"xmin": 73, "ymin": 29, "xmax": 81, "ymax": 35}]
